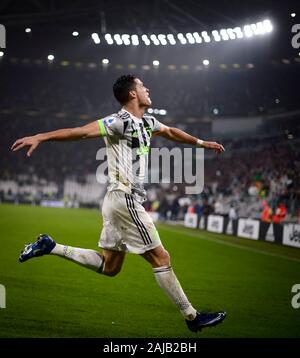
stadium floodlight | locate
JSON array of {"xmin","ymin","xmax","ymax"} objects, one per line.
[
  {"xmin": 212, "ymin": 30, "xmax": 221, "ymax": 42},
  {"xmin": 158, "ymin": 34, "xmax": 167, "ymax": 45},
  {"xmin": 250, "ymin": 24, "xmax": 260, "ymax": 35},
  {"xmin": 167, "ymin": 34, "xmax": 176, "ymax": 45},
  {"xmin": 152, "ymin": 108, "xmax": 167, "ymax": 115},
  {"xmin": 227, "ymin": 28, "xmax": 236, "ymax": 40},
  {"xmin": 72, "ymin": 31, "xmax": 79, "ymax": 37},
  {"xmin": 244, "ymin": 25, "xmax": 253, "ymax": 38},
  {"xmin": 113, "ymin": 34, "xmax": 123, "ymax": 45},
  {"xmin": 88, "ymin": 19, "xmax": 273, "ymax": 48},
  {"xmin": 177, "ymin": 33, "xmax": 187, "ymax": 44},
  {"xmin": 91, "ymin": 33, "xmax": 100, "ymax": 44},
  {"xmin": 201, "ymin": 31, "xmax": 211, "ymax": 42},
  {"xmin": 131, "ymin": 34, "xmax": 139, "ymax": 46},
  {"xmin": 141, "ymin": 34, "xmax": 151, "ymax": 45},
  {"xmin": 159, "ymin": 109, "xmax": 167, "ymax": 115},
  {"xmin": 203, "ymin": 59, "xmax": 210, "ymax": 66},
  {"xmin": 102, "ymin": 58, "xmax": 109, "ymax": 65},
  {"xmin": 220, "ymin": 29, "xmax": 229, "ymax": 40},
  {"xmin": 150, "ymin": 34, "xmax": 160, "ymax": 46},
  {"xmin": 25, "ymin": 28, "xmax": 31, "ymax": 33},
  {"xmin": 291, "ymin": 13, "xmax": 296, "ymax": 18},
  {"xmin": 47, "ymin": 54, "xmax": 54, "ymax": 61},
  {"xmin": 186, "ymin": 33, "xmax": 195, "ymax": 44},
  {"xmin": 153, "ymin": 60, "xmax": 160, "ymax": 66},
  {"xmin": 263, "ymin": 19, "xmax": 273, "ymax": 33},
  {"xmin": 255, "ymin": 22, "xmax": 265, "ymax": 35},
  {"xmin": 105, "ymin": 33, "xmax": 114, "ymax": 45},
  {"xmin": 213, "ymin": 108, "xmax": 219, "ymax": 115},
  {"xmin": 121, "ymin": 34, "xmax": 130, "ymax": 45},
  {"xmin": 148, "ymin": 108, "xmax": 153, "ymax": 114},
  {"xmin": 233, "ymin": 27, "xmax": 244, "ymax": 38},
  {"xmin": 0, "ymin": 51, "xmax": 4, "ymax": 57},
  {"xmin": 193, "ymin": 32, "xmax": 202, "ymax": 43}
]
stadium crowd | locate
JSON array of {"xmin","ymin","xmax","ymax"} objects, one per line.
[
  {"xmin": 1, "ymin": 62, "xmax": 299, "ymax": 118},
  {"xmin": 1, "ymin": 64, "xmax": 299, "ymax": 222},
  {"xmin": 143, "ymin": 136, "xmax": 300, "ymax": 222}
]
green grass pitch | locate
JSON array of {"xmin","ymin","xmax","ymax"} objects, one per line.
[{"xmin": 0, "ymin": 203, "xmax": 300, "ymax": 338}]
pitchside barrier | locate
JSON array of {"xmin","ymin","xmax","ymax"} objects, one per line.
[{"xmin": 184, "ymin": 213, "xmax": 300, "ymax": 249}]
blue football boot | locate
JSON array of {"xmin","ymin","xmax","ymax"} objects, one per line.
[
  {"xmin": 186, "ymin": 311, "xmax": 226, "ymax": 332},
  {"xmin": 19, "ymin": 234, "xmax": 56, "ymax": 263}
]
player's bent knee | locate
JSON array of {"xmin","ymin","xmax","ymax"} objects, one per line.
[
  {"xmin": 160, "ymin": 250, "xmax": 171, "ymax": 266},
  {"xmin": 103, "ymin": 266, "xmax": 121, "ymax": 277},
  {"xmin": 154, "ymin": 250, "xmax": 170, "ymax": 267},
  {"xmin": 141, "ymin": 246, "xmax": 171, "ymax": 268}
]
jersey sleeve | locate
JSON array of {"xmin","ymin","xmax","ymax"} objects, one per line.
[
  {"xmin": 97, "ymin": 115, "xmax": 124, "ymax": 137},
  {"xmin": 150, "ymin": 116, "xmax": 163, "ymax": 133}
]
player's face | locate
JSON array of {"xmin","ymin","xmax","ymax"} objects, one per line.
[{"xmin": 133, "ymin": 78, "xmax": 152, "ymax": 107}]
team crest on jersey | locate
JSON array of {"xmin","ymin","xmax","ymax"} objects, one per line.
[{"xmin": 103, "ymin": 117, "xmax": 115, "ymax": 127}]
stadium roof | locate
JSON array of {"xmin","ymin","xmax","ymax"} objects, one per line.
[{"xmin": 0, "ymin": 0, "xmax": 298, "ymax": 32}]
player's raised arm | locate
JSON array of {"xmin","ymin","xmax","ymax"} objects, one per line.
[
  {"xmin": 154, "ymin": 125, "xmax": 225, "ymax": 154},
  {"xmin": 11, "ymin": 120, "xmax": 101, "ymax": 157}
]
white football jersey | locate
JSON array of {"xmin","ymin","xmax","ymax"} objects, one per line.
[{"xmin": 98, "ymin": 108, "xmax": 162, "ymax": 202}]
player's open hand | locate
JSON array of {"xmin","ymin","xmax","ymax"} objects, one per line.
[
  {"xmin": 203, "ymin": 141, "xmax": 225, "ymax": 154},
  {"xmin": 11, "ymin": 135, "xmax": 41, "ymax": 157}
]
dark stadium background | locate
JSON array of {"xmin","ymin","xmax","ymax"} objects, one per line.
[{"xmin": 0, "ymin": 0, "xmax": 300, "ymax": 346}]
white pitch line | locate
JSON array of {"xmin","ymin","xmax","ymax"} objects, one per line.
[{"xmin": 161, "ymin": 226, "xmax": 300, "ymax": 264}]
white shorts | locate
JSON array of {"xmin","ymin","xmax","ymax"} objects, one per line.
[{"xmin": 99, "ymin": 190, "xmax": 162, "ymax": 254}]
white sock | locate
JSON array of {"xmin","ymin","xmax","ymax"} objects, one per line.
[
  {"xmin": 153, "ymin": 266, "xmax": 197, "ymax": 320},
  {"xmin": 50, "ymin": 244, "xmax": 105, "ymax": 273}
]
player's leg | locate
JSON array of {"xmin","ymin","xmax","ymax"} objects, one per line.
[
  {"xmin": 50, "ymin": 243, "xmax": 126, "ymax": 276},
  {"xmin": 141, "ymin": 244, "xmax": 197, "ymax": 321},
  {"xmin": 19, "ymin": 233, "xmax": 105, "ymax": 272},
  {"xmin": 19, "ymin": 234, "xmax": 125, "ymax": 276},
  {"xmin": 19, "ymin": 192, "xmax": 128, "ymax": 274},
  {"xmin": 141, "ymin": 244, "xmax": 226, "ymax": 332},
  {"xmin": 101, "ymin": 249, "xmax": 126, "ymax": 277},
  {"xmin": 50, "ymin": 239, "xmax": 105, "ymax": 272},
  {"xmin": 121, "ymin": 193, "xmax": 198, "ymax": 320},
  {"xmin": 121, "ymin": 193, "xmax": 197, "ymax": 320}
]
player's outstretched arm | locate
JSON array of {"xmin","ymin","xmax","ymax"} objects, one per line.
[
  {"xmin": 154, "ymin": 125, "xmax": 225, "ymax": 154},
  {"xmin": 11, "ymin": 120, "xmax": 100, "ymax": 157}
]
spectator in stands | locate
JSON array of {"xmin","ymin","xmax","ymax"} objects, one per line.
[
  {"xmin": 272, "ymin": 202, "xmax": 287, "ymax": 224},
  {"xmin": 202, "ymin": 200, "xmax": 212, "ymax": 217},
  {"xmin": 229, "ymin": 205, "xmax": 238, "ymax": 220},
  {"xmin": 261, "ymin": 200, "xmax": 272, "ymax": 223},
  {"xmin": 214, "ymin": 198, "xmax": 224, "ymax": 214},
  {"xmin": 170, "ymin": 198, "xmax": 180, "ymax": 221}
]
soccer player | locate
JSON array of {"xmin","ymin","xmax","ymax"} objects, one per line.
[{"xmin": 11, "ymin": 75, "xmax": 226, "ymax": 332}]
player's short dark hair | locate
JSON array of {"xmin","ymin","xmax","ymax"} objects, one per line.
[{"xmin": 113, "ymin": 74, "xmax": 137, "ymax": 105}]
